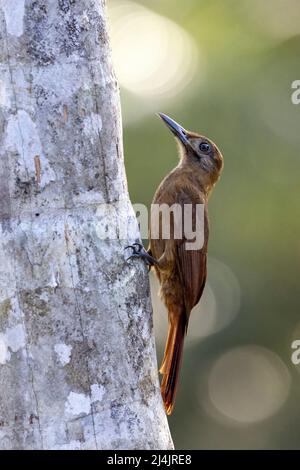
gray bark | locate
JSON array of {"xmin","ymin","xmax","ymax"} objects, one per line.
[{"xmin": 0, "ymin": 0, "xmax": 173, "ymax": 450}]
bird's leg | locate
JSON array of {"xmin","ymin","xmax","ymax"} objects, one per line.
[{"xmin": 125, "ymin": 243, "xmax": 159, "ymax": 267}]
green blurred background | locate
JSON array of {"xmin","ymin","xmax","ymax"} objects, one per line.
[{"xmin": 108, "ymin": 0, "xmax": 300, "ymax": 449}]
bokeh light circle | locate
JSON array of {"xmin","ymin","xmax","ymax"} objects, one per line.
[
  {"xmin": 207, "ymin": 345, "xmax": 291, "ymax": 424},
  {"xmin": 108, "ymin": 1, "xmax": 200, "ymax": 99},
  {"xmin": 193, "ymin": 257, "xmax": 241, "ymax": 339}
]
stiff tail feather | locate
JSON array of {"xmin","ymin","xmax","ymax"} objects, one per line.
[{"xmin": 160, "ymin": 313, "xmax": 186, "ymax": 415}]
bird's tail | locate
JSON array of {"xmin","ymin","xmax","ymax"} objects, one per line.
[{"xmin": 159, "ymin": 313, "xmax": 186, "ymax": 415}]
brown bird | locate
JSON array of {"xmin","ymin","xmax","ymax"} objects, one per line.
[{"xmin": 127, "ymin": 113, "xmax": 223, "ymax": 415}]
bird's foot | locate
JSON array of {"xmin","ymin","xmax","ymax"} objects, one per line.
[{"xmin": 125, "ymin": 243, "xmax": 158, "ymax": 267}]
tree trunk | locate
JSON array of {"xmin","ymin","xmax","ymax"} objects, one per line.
[{"xmin": 0, "ymin": 0, "xmax": 173, "ymax": 450}]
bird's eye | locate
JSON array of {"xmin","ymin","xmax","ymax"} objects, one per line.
[{"xmin": 199, "ymin": 142, "xmax": 211, "ymax": 153}]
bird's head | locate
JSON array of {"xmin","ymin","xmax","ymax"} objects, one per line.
[{"xmin": 158, "ymin": 112, "xmax": 223, "ymax": 187}]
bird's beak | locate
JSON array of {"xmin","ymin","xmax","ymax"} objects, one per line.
[{"xmin": 157, "ymin": 112, "xmax": 189, "ymax": 146}]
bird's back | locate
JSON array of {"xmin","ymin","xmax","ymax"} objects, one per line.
[{"xmin": 150, "ymin": 165, "xmax": 209, "ymax": 266}]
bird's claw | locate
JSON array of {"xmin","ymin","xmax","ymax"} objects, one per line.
[
  {"xmin": 125, "ymin": 243, "xmax": 158, "ymax": 267},
  {"xmin": 125, "ymin": 242, "xmax": 143, "ymax": 252}
]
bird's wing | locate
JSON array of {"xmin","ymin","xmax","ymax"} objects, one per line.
[
  {"xmin": 176, "ymin": 241, "xmax": 207, "ymax": 316},
  {"xmin": 175, "ymin": 190, "xmax": 209, "ymax": 318}
]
